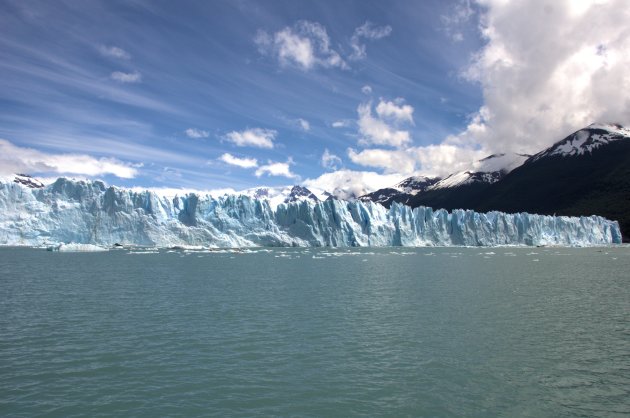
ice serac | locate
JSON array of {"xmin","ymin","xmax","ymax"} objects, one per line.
[{"xmin": 0, "ymin": 178, "xmax": 621, "ymax": 247}]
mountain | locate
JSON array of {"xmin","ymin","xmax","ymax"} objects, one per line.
[
  {"xmin": 13, "ymin": 173, "xmax": 45, "ymax": 189},
  {"xmin": 473, "ymin": 123, "xmax": 630, "ymax": 240},
  {"xmin": 238, "ymin": 185, "xmax": 322, "ymax": 209},
  {"xmin": 0, "ymin": 177, "xmax": 620, "ymax": 247},
  {"xmin": 283, "ymin": 185, "xmax": 319, "ymax": 204},
  {"xmin": 361, "ymin": 123, "xmax": 630, "ymax": 241},
  {"xmin": 358, "ymin": 176, "xmax": 439, "ymax": 206},
  {"xmin": 362, "ymin": 153, "xmax": 528, "ymax": 210}
]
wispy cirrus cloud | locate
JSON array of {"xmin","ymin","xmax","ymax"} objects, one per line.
[
  {"xmin": 111, "ymin": 70, "xmax": 142, "ymax": 83},
  {"xmin": 297, "ymin": 118, "xmax": 310, "ymax": 132},
  {"xmin": 440, "ymin": 0, "xmax": 475, "ymax": 42},
  {"xmin": 225, "ymin": 128, "xmax": 276, "ymax": 148},
  {"xmin": 350, "ymin": 21, "xmax": 392, "ymax": 60},
  {"xmin": 321, "ymin": 148, "xmax": 342, "ymax": 170},
  {"xmin": 99, "ymin": 45, "xmax": 130, "ymax": 59},
  {"xmin": 332, "ymin": 119, "xmax": 353, "ymax": 128}
]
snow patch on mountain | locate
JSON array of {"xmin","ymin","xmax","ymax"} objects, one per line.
[
  {"xmin": 428, "ymin": 153, "xmax": 529, "ymax": 190},
  {"xmin": 394, "ymin": 176, "xmax": 440, "ymax": 195}
]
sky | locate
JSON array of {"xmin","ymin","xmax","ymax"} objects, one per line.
[{"xmin": 1, "ymin": 0, "xmax": 629, "ymax": 196}]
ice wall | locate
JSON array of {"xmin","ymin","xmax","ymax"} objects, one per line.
[{"xmin": 0, "ymin": 178, "xmax": 622, "ymax": 247}]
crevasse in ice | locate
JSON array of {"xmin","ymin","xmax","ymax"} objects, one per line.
[{"xmin": 0, "ymin": 178, "xmax": 622, "ymax": 247}]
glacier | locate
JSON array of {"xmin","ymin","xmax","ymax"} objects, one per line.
[{"xmin": 0, "ymin": 178, "xmax": 622, "ymax": 248}]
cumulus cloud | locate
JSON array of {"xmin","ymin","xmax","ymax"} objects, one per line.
[
  {"xmin": 357, "ymin": 100, "xmax": 412, "ymax": 147},
  {"xmin": 225, "ymin": 128, "xmax": 276, "ymax": 148},
  {"xmin": 410, "ymin": 144, "xmax": 486, "ymax": 177},
  {"xmin": 346, "ymin": 143, "xmax": 487, "ymax": 178},
  {"xmin": 347, "ymin": 148, "xmax": 415, "ymax": 174},
  {"xmin": 219, "ymin": 153, "xmax": 258, "ymax": 169},
  {"xmin": 110, "ymin": 70, "xmax": 142, "ymax": 83},
  {"xmin": 350, "ymin": 21, "xmax": 393, "ymax": 60},
  {"xmin": 453, "ymin": 0, "xmax": 630, "ymax": 155},
  {"xmin": 375, "ymin": 98, "xmax": 414, "ymax": 124},
  {"xmin": 255, "ymin": 21, "xmax": 347, "ymax": 70},
  {"xmin": 303, "ymin": 169, "xmax": 404, "ymax": 200},
  {"xmin": 99, "ymin": 45, "xmax": 130, "ymax": 59},
  {"xmin": 0, "ymin": 139, "xmax": 138, "ymax": 178},
  {"xmin": 255, "ymin": 159, "xmax": 298, "ymax": 179},
  {"xmin": 321, "ymin": 148, "xmax": 342, "ymax": 170},
  {"xmin": 185, "ymin": 128, "xmax": 209, "ymax": 139}
]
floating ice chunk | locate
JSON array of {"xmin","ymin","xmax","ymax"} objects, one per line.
[{"xmin": 49, "ymin": 243, "xmax": 109, "ymax": 252}]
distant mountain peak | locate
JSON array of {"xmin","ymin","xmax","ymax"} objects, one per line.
[
  {"xmin": 358, "ymin": 175, "xmax": 440, "ymax": 205},
  {"xmin": 13, "ymin": 174, "xmax": 44, "ymax": 189},
  {"xmin": 530, "ymin": 123, "xmax": 630, "ymax": 162},
  {"xmin": 394, "ymin": 176, "xmax": 440, "ymax": 195},
  {"xmin": 284, "ymin": 185, "xmax": 319, "ymax": 204}
]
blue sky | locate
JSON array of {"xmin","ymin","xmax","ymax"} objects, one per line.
[{"xmin": 1, "ymin": 0, "xmax": 628, "ymax": 194}]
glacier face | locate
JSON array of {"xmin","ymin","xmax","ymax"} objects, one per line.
[{"xmin": 0, "ymin": 178, "xmax": 622, "ymax": 247}]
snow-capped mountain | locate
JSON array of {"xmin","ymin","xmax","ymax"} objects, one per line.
[
  {"xmin": 236, "ymin": 185, "xmax": 323, "ymax": 209},
  {"xmin": 462, "ymin": 123, "xmax": 630, "ymax": 241},
  {"xmin": 396, "ymin": 176, "xmax": 441, "ymax": 194},
  {"xmin": 529, "ymin": 123, "xmax": 630, "ymax": 162},
  {"xmin": 428, "ymin": 153, "xmax": 529, "ymax": 190},
  {"xmin": 283, "ymin": 185, "xmax": 320, "ymax": 204},
  {"xmin": 360, "ymin": 153, "xmax": 528, "ymax": 206},
  {"xmin": 12, "ymin": 174, "xmax": 45, "ymax": 189},
  {"xmin": 0, "ymin": 177, "xmax": 620, "ymax": 247},
  {"xmin": 358, "ymin": 176, "xmax": 439, "ymax": 205}
]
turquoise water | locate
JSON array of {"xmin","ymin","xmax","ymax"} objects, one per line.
[{"xmin": 1, "ymin": 247, "xmax": 629, "ymax": 417}]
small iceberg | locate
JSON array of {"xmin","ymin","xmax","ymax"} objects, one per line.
[{"xmin": 47, "ymin": 243, "xmax": 109, "ymax": 252}]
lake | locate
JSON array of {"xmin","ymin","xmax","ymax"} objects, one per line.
[{"xmin": 1, "ymin": 246, "xmax": 628, "ymax": 417}]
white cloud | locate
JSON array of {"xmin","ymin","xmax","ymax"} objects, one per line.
[
  {"xmin": 361, "ymin": 85, "xmax": 372, "ymax": 95},
  {"xmin": 111, "ymin": 71, "xmax": 142, "ymax": 83},
  {"xmin": 297, "ymin": 118, "xmax": 310, "ymax": 131},
  {"xmin": 375, "ymin": 98, "xmax": 414, "ymax": 123},
  {"xmin": 357, "ymin": 101, "xmax": 412, "ymax": 147},
  {"xmin": 185, "ymin": 128, "xmax": 209, "ymax": 139},
  {"xmin": 347, "ymin": 148, "xmax": 416, "ymax": 174},
  {"xmin": 255, "ymin": 21, "xmax": 347, "ymax": 71},
  {"xmin": 321, "ymin": 149, "xmax": 342, "ymax": 170},
  {"xmin": 225, "ymin": 128, "xmax": 276, "ymax": 148},
  {"xmin": 453, "ymin": 0, "xmax": 630, "ymax": 154},
  {"xmin": 99, "ymin": 45, "xmax": 130, "ymax": 59},
  {"xmin": 0, "ymin": 139, "xmax": 138, "ymax": 178},
  {"xmin": 347, "ymin": 143, "xmax": 487, "ymax": 178},
  {"xmin": 219, "ymin": 153, "xmax": 258, "ymax": 169},
  {"xmin": 410, "ymin": 144, "xmax": 486, "ymax": 177},
  {"xmin": 332, "ymin": 119, "xmax": 352, "ymax": 128},
  {"xmin": 303, "ymin": 169, "xmax": 404, "ymax": 200},
  {"xmin": 350, "ymin": 21, "xmax": 393, "ymax": 60},
  {"xmin": 441, "ymin": 0, "xmax": 475, "ymax": 42},
  {"xmin": 255, "ymin": 159, "xmax": 298, "ymax": 179}
]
